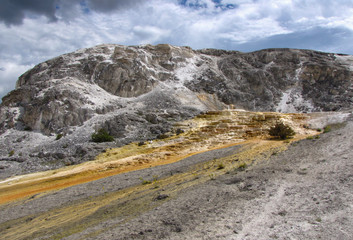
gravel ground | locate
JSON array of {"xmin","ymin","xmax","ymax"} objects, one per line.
[
  {"xmin": 0, "ymin": 119, "xmax": 352, "ymax": 240},
  {"xmin": 92, "ymin": 120, "xmax": 353, "ymax": 240},
  {"xmin": 0, "ymin": 144, "xmax": 242, "ymax": 224}
]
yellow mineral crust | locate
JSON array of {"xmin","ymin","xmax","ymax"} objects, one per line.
[{"xmin": 0, "ymin": 110, "xmax": 317, "ymax": 205}]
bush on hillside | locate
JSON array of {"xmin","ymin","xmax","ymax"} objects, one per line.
[
  {"xmin": 323, "ymin": 125, "xmax": 331, "ymax": 133},
  {"xmin": 56, "ymin": 133, "xmax": 63, "ymax": 140},
  {"xmin": 91, "ymin": 128, "xmax": 114, "ymax": 143},
  {"xmin": 269, "ymin": 122, "xmax": 295, "ymax": 140}
]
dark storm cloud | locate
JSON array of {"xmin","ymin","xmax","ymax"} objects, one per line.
[
  {"xmin": 0, "ymin": 0, "xmax": 145, "ymax": 25},
  {"xmin": 0, "ymin": 0, "xmax": 57, "ymax": 25},
  {"xmin": 87, "ymin": 0, "xmax": 144, "ymax": 13}
]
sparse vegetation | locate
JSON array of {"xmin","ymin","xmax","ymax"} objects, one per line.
[
  {"xmin": 278, "ymin": 210, "xmax": 287, "ymax": 216},
  {"xmin": 323, "ymin": 125, "xmax": 331, "ymax": 133},
  {"xmin": 217, "ymin": 163, "xmax": 225, "ymax": 170},
  {"xmin": 8, "ymin": 150, "xmax": 15, "ymax": 157},
  {"xmin": 140, "ymin": 177, "xmax": 152, "ymax": 185},
  {"xmin": 238, "ymin": 163, "xmax": 247, "ymax": 171},
  {"xmin": 91, "ymin": 129, "xmax": 114, "ymax": 143},
  {"xmin": 176, "ymin": 128, "xmax": 184, "ymax": 135},
  {"xmin": 152, "ymin": 175, "xmax": 158, "ymax": 183},
  {"xmin": 269, "ymin": 122, "xmax": 295, "ymax": 140},
  {"xmin": 157, "ymin": 133, "xmax": 169, "ymax": 139},
  {"xmin": 24, "ymin": 126, "xmax": 32, "ymax": 131},
  {"xmin": 56, "ymin": 134, "xmax": 63, "ymax": 140},
  {"xmin": 139, "ymin": 175, "xmax": 158, "ymax": 185}
]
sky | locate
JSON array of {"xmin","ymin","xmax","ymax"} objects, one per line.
[{"xmin": 1, "ymin": 0, "xmax": 353, "ymax": 100}]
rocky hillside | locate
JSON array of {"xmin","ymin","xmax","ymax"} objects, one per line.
[
  {"xmin": 0, "ymin": 44, "xmax": 352, "ymax": 177},
  {"xmin": 1, "ymin": 44, "xmax": 353, "ymax": 135}
]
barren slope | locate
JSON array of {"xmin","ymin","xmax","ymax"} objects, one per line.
[{"xmin": 0, "ymin": 110, "xmax": 351, "ymax": 240}]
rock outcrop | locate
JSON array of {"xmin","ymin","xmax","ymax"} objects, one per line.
[
  {"xmin": 2, "ymin": 44, "xmax": 352, "ymax": 136},
  {"xmin": 0, "ymin": 44, "xmax": 352, "ymax": 177}
]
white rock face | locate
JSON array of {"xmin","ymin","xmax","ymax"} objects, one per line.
[
  {"xmin": 0, "ymin": 44, "xmax": 352, "ymax": 178},
  {"xmin": 335, "ymin": 54, "xmax": 353, "ymax": 71},
  {"xmin": 276, "ymin": 87, "xmax": 314, "ymax": 113},
  {"xmin": 2, "ymin": 44, "xmax": 352, "ymax": 135}
]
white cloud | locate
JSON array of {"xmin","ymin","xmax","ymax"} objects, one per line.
[
  {"xmin": 132, "ymin": 26, "xmax": 171, "ymax": 44},
  {"xmin": 0, "ymin": 61, "xmax": 33, "ymax": 98}
]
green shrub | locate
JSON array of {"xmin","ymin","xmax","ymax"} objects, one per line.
[
  {"xmin": 139, "ymin": 177, "xmax": 157, "ymax": 185},
  {"xmin": 91, "ymin": 129, "xmax": 114, "ymax": 143},
  {"xmin": 141, "ymin": 179, "xmax": 152, "ymax": 185},
  {"xmin": 269, "ymin": 122, "xmax": 295, "ymax": 140},
  {"xmin": 176, "ymin": 128, "xmax": 184, "ymax": 135},
  {"xmin": 8, "ymin": 150, "xmax": 15, "ymax": 157},
  {"xmin": 323, "ymin": 125, "xmax": 331, "ymax": 133},
  {"xmin": 157, "ymin": 133, "xmax": 169, "ymax": 139},
  {"xmin": 209, "ymin": 173, "xmax": 216, "ymax": 180},
  {"xmin": 24, "ymin": 126, "xmax": 32, "ymax": 131},
  {"xmin": 56, "ymin": 134, "xmax": 63, "ymax": 140},
  {"xmin": 217, "ymin": 163, "xmax": 225, "ymax": 170},
  {"xmin": 238, "ymin": 163, "xmax": 247, "ymax": 171}
]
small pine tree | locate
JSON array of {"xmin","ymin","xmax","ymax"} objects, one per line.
[
  {"xmin": 269, "ymin": 122, "xmax": 295, "ymax": 140},
  {"xmin": 91, "ymin": 129, "xmax": 114, "ymax": 143}
]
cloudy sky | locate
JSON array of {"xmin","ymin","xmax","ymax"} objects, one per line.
[{"xmin": 1, "ymin": 0, "xmax": 353, "ymax": 100}]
